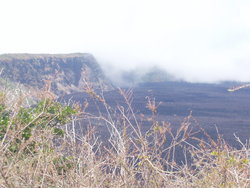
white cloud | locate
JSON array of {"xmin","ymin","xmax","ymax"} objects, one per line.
[{"xmin": 0, "ymin": 0, "xmax": 250, "ymax": 82}]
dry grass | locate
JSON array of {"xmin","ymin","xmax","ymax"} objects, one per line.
[{"xmin": 0, "ymin": 86, "xmax": 249, "ymax": 188}]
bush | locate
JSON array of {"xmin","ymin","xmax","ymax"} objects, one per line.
[{"xmin": 0, "ymin": 89, "xmax": 249, "ymax": 187}]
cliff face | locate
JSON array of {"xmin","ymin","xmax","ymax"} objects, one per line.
[{"xmin": 0, "ymin": 53, "xmax": 112, "ymax": 96}]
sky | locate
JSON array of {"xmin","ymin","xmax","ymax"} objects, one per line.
[{"xmin": 1, "ymin": 0, "xmax": 250, "ymax": 83}]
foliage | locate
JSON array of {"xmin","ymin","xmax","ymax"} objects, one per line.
[{"xmin": 0, "ymin": 98, "xmax": 76, "ymax": 154}]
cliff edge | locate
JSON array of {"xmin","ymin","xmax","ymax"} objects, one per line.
[{"xmin": 0, "ymin": 53, "xmax": 112, "ymax": 96}]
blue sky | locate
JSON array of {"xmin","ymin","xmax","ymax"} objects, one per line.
[{"xmin": 1, "ymin": 0, "xmax": 250, "ymax": 82}]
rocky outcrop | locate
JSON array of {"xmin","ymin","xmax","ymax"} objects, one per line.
[{"xmin": 0, "ymin": 53, "xmax": 112, "ymax": 96}]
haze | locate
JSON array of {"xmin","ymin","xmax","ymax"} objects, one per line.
[{"xmin": 1, "ymin": 0, "xmax": 250, "ymax": 83}]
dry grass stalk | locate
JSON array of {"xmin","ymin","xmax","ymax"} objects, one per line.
[{"xmin": 0, "ymin": 84, "xmax": 249, "ymax": 187}]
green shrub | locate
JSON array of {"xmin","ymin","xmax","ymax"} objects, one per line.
[{"xmin": 0, "ymin": 99, "xmax": 77, "ymax": 154}]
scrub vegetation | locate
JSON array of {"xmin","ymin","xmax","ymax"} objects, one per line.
[{"xmin": 0, "ymin": 85, "xmax": 249, "ymax": 188}]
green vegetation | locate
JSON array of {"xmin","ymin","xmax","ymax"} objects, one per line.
[
  {"xmin": 0, "ymin": 88, "xmax": 249, "ymax": 187},
  {"xmin": 0, "ymin": 98, "xmax": 76, "ymax": 152}
]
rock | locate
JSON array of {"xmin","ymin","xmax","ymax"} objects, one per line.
[{"xmin": 0, "ymin": 53, "xmax": 113, "ymax": 97}]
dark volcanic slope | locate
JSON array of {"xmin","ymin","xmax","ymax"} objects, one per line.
[
  {"xmin": 63, "ymin": 81, "xmax": 250, "ymax": 145},
  {"xmin": 0, "ymin": 53, "xmax": 112, "ymax": 95},
  {"xmin": 134, "ymin": 82, "xmax": 250, "ymax": 143}
]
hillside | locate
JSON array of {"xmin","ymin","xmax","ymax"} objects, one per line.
[
  {"xmin": 0, "ymin": 53, "xmax": 112, "ymax": 96},
  {"xmin": 61, "ymin": 81, "xmax": 250, "ymax": 147}
]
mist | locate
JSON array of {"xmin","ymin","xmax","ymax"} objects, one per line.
[{"xmin": 1, "ymin": 0, "xmax": 250, "ymax": 84}]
